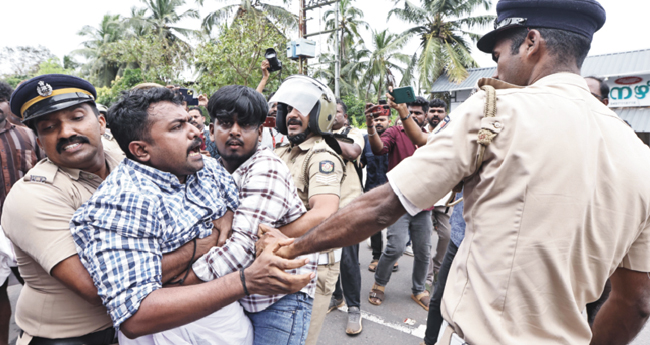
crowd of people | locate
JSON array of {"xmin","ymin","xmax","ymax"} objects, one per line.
[{"xmin": 0, "ymin": 0, "xmax": 648, "ymax": 345}]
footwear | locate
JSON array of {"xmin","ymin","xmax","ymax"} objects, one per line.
[
  {"xmin": 404, "ymin": 245, "xmax": 414, "ymax": 256},
  {"xmin": 392, "ymin": 261, "xmax": 399, "ymax": 272},
  {"xmin": 368, "ymin": 259, "xmax": 379, "ymax": 272},
  {"xmin": 368, "ymin": 283, "xmax": 385, "ymax": 306},
  {"xmin": 327, "ymin": 297, "xmax": 345, "ymax": 313},
  {"xmin": 411, "ymin": 291, "xmax": 430, "ymax": 311},
  {"xmin": 366, "ymin": 238, "xmax": 372, "ymax": 248},
  {"xmin": 346, "ymin": 306, "xmax": 363, "ymax": 335}
]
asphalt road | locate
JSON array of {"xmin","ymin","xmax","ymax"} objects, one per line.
[{"xmin": 5, "ymin": 239, "xmax": 650, "ymax": 345}]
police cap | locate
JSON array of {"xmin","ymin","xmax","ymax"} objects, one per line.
[
  {"xmin": 10, "ymin": 74, "xmax": 97, "ymax": 124},
  {"xmin": 477, "ymin": 0, "xmax": 606, "ymax": 53}
]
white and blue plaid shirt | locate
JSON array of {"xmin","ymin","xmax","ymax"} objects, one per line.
[{"xmin": 70, "ymin": 157, "xmax": 239, "ymax": 327}]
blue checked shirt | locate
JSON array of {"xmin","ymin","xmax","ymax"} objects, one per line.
[{"xmin": 70, "ymin": 157, "xmax": 238, "ymax": 327}]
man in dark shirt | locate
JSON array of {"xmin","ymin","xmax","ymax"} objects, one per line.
[
  {"xmin": 365, "ymin": 96, "xmax": 433, "ymax": 311},
  {"xmin": 361, "ymin": 114, "xmax": 390, "ymax": 271}
]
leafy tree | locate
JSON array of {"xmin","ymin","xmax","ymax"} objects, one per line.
[
  {"xmin": 74, "ymin": 14, "xmax": 124, "ymax": 87},
  {"xmin": 34, "ymin": 58, "xmax": 76, "ymax": 76},
  {"xmin": 127, "ymin": 0, "xmax": 200, "ymax": 43},
  {"xmin": 199, "ymin": 0, "xmax": 297, "ymax": 35},
  {"xmin": 96, "ymin": 68, "xmax": 146, "ymax": 107},
  {"xmin": 389, "ymin": 0, "xmax": 494, "ymax": 90},
  {"xmin": 194, "ymin": 12, "xmax": 298, "ymax": 95},
  {"xmin": 0, "ymin": 46, "xmax": 54, "ymax": 77},
  {"xmin": 323, "ymin": 0, "xmax": 369, "ymax": 64},
  {"xmin": 360, "ymin": 29, "xmax": 411, "ymax": 102}
]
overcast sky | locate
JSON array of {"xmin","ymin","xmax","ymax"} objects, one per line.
[{"xmin": 1, "ymin": 0, "xmax": 648, "ymax": 76}]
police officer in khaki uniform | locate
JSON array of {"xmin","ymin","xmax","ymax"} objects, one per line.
[
  {"xmin": 268, "ymin": 75, "xmax": 362, "ymax": 345},
  {"xmin": 260, "ymin": 1, "xmax": 650, "ymax": 344},
  {"xmin": 2, "ymin": 75, "xmax": 210, "ymax": 345}
]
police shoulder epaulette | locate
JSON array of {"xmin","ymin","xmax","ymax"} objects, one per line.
[{"xmin": 23, "ymin": 160, "xmax": 58, "ymax": 184}]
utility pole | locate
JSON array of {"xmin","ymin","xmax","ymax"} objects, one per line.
[
  {"xmin": 299, "ymin": 0, "xmax": 341, "ymax": 89},
  {"xmin": 299, "ymin": 0, "xmax": 307, "ymax": 75},
  {"xmin": 334, "ymin": 1, "xmax": 340, "ymax": 97}
]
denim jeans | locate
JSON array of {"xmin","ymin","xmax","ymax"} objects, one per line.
[
  {"xmin": 247, "ymin": 292, "xmax": 313, "ymax": 345},
  {"xmin": 374, "ymin": 210, "xmax": 432, "ymax": 295},
  {"xmin": 424, "ymin": 240, "xmax": 459, "ymax": 345},
  {"xmin": 333, "ymin": 244, "xmax": 361, "ymax": 308}
]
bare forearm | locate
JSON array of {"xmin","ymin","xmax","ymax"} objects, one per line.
[
  {"xmin": 289, "ymin": 184, "xmax": 405, "ymax": 258},
  {"xmin": 401, "ymin": 109, "xmax": 427, "ymax": 146},
  {"xmin": 280, "ymin": 209, "xmax": 332, "ymax": 238},
  {"xmin": 121, "ymin": 272, "xmax": 243, "ymax": 338},
  {"xmin": 161, "ymin": 241, "xmax": 194, "ymax": 283},
  {"xmin": 368, "ymin": 131, "xmax": 384, "ymax": 155},
  {"xmin": 256, "ymin": 76, "xmax": 269, "ymax": 94},
  {"xmin": 591, "ymin": 294, "xmax": 650, "ymax": 345},
  {"xmin": 337, "ymin": 141, "xmax": 361, "ymax": 161}
]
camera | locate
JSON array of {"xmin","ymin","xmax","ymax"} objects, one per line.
[{"xmin": 265, "ymin": 48, "xmax": 283, "ymax": 73}]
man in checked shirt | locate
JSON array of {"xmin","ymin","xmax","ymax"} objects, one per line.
[
  {"xmin": 71, "ymin": 87, "xmax": 312, "ymax": 344},
  {"xmin": 187, "ymin": 85, "xmax": 318, "ymax": 345}
]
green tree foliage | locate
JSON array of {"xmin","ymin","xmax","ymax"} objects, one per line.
[
  {"xmin": 194, "ymin": 12, "xmax": 298, "ymax": 95},
  {"xmin": 389, "ymin": 0, "xmax": 494, "ymax": 91},
  {"xmin": 74, "ymin": 14, "xmax": 124, "ymax": 87},
  {"xmin": 96, "ymin": 68, "xmax": 145, "ymax": 106},
  {"xmin": 361, "ymin": 29, "xmax": 411, "ymax": 102},
  {"xmin": 34, "ymin": 58, "xmax": 76, "ymax": 76},
  {"xmin": 323, "ymin": 0, "xmax": 368, "ymax": 63},
  {"xmin": 200, "ymin": 0, "xmax": 297, "ymax": 35}
]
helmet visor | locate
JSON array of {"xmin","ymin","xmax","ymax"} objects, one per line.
[{"xmin": 269, "ymin": 77, "xmax": 327, "ymax": 117}]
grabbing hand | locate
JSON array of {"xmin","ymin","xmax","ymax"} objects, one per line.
[
  {"xmin": 198, "ymin": 94, "xmax": 209, "ymax": 107},
  {"xmin": 213, "ymin": 210, "xmax": 234, "ymax": 247},
  {"xmin": 244, "ymin": 238, "xmax": 313, "ymax": 296},
  {"xmin": 364, "ymin": 103, "xmax": 377, "ymax": 129},
  {"xmin": 261, "ymin": 60, "xmax": 271, "ymax": 79},
  {"xmin": 257, "ymin": 224, "xmax": 291, "ymax": 258},
  {"xmin": 195, "ymin": 228, "xmax": 220, "ymax": 258}
]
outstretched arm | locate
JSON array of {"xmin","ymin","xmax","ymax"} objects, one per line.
[
  {"xmin": 256, "ymin": 60, "xmax": 271, "ymax": 94},
  {"xmin": 386, "ymin": 87, "xmax": 428, "ymax": 146},
  {"xmin": 590, "ymin": 267, "xmax": 650, "ymax": 345}
]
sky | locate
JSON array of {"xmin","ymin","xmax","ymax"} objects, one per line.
[{"xmin": 1, "ymin": 0, "xmax": 649, "ymax": 78}]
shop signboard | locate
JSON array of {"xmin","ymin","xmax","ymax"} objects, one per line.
[{"xmin": 607, "ymin": 75, "xmax": 650, "ymax": 107}]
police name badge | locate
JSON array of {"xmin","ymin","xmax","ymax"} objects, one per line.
[
  {"xmin": 319, "ymin": 160, "xmax": 335, "ymax": 174},
  {"xmin": 36, "ymin": 81, "xmax": 53, "ymax": 97},
  {"xmin": 435, "ymin": 115, "xmax": 452, "ymax": 134}
]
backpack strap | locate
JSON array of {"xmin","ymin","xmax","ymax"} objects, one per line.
[{"xmin": 445, "ymin": 85, "xmax": 498, "ymax": 207}]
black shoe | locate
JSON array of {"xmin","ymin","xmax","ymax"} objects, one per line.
[
  {"xmin": 346, "ymin": 306, "xmax": 363, "ymax": 335},
  {"xmin": 327, "ymin": 297, "xmax": 345, "ymax": 313}
]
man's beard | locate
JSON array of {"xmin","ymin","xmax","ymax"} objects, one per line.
[
  {"xmin": 428, "ymin": 117, "xmax": 439, "ymax": 128},
  {"xmin": 375, "ymin": 125, "xmax": 386, "ymax": 135},
  {"xmin": 288, "ymin": 127, "xmax": 312, "ymax": 145}
]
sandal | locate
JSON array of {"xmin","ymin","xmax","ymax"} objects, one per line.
[
  {"xmin": 411, "ymin": 291, "xmax": 430, "ymax": 311},
  {"xmin": 368, "ymin": 259, "xmax": 379, "ymax": 272},
  {"xmin": 368, "ymin": 283, "xmax": 385, "ymax": 306},
  {"xmin": 393, "ymin": 261, "xmax": 399, "ymax": 272}
]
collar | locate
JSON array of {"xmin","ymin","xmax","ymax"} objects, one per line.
[
  {"xmin": 295, "ymin": 135, "xmax": 321, "ymax": 152},
  {"xmin": 232, "ymin": 145, "xmax": 269, "ymax": 176},
  {"xmin": 58, "ymin": 148, "xmax": 124, "ymax": 181},
  {"xmin": 478, "ymin": 72, "xmax": 587, "ymax": 91},
  {"xmin": 123, "ymin": 158, "xmax": 185, "ymax": 190},
  {"xmin": 0, "ymin": 121, "xmax": 14, "ymax": 135}
]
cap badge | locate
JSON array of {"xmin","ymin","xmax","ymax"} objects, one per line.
[
  {"xmin": 494, "ymin": 17, "xmax": 527, "ymax": 30},
  {"xmin": 36, "ymin": 81, "xmax": 53, "ymax": 97}
]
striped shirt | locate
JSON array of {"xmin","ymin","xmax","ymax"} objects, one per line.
[
  {"xmin": 192, "ymin": 146, "xmax": 318, "ymax": 312},
  {"xmin": 0, "ymin": 121, "xmax": 45, "ymax": 217},
  {"xmin": 70, "ymin": 157, "xmax": 239, "ymax": 326}
]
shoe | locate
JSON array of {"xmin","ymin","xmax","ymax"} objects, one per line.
[
  {"xmin": 366, "ymin": 238, "xmax": 372, "ymax": 248},
  {"xmin": 346, "ymin": 306, "xmax": 363, "ymax": 335},
  {"xmin": 327, "ymin": 297, "xmax": 345, "ymax": 313},
  {"xmin": 404, "ymin": 245, "xmax": 414, "ymax": 257},
  {"xmin": 368, "ymin": 259, "xmax": 379, "ymax": 272},
  {"xmin": 392, "ymin": 261, "xmax": 399, "ymax": 272}
]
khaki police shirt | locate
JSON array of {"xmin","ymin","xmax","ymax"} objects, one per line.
[
  {"xmin": 1, "ymin": 143, "xmax": 123, "ymax": 339},
  {"xmin": 387, "ymin": 73, "xmax": 650, "ymax": 344},
  {"xmin": 333, "ymin": 127, "xmax": 364, "ymax": 208}
]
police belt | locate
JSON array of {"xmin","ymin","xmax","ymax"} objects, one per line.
[
  {"xmin": 317, "ymin": 248, "xmax": 342, "ymax": 265},
  {"xmin": 21, "ymin": 327, "xmax": 116, "ymax": 345}
]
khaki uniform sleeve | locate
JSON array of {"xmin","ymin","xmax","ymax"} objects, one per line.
[
  {"xmin": 387, "ymin": 92, "xmax": 489, "ymax": 210},
  {"xmin": 620, "ymin": 220, "xmax": 650, "ymax": 272},
  {"xmin": 307, "ymin": 150, "xmax": 344, "ymax": 200},
  {"xmin": 2, "ymin": 180, "xmax": 79, "ymax": 274}
]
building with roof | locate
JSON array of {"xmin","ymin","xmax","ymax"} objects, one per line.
[{"xmin": 431, "ymin": 48, "xmax": 650, "ymax": 145}]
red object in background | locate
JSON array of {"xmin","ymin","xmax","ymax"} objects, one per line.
[
  {"xmin": 200, "ymin": 133, "xmax": 207, "ymax": 150},
  {"xmin": 263, "ymin": 117, "xmax": 276, "ymax": 128},
  {"xmin": 615, "ymin": 76, "xmax": 643, "ymax": 85}
]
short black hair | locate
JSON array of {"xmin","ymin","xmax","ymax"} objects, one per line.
[
  {"xmin": 336, "ymin": 99, "xmax": 348, "ymax": 114},
  {"xmin": 501, "ymin": 27, "xmax": 591, "ymax": 69},
  {"xmin": 267, "ymin": 92, "xmax": 276, "ymax": 102},
  {"xmin": 429, "ymin": 98, "xmax": 447, "ymax": 109},
  {"xmin": 188, "ymin": 106, "xmax": 201, "ymax": 113},
  {"xmin": 0, "ymin": 82, "xmax": 13, "ymax": 103},
  {"xmin": 108, "ymin": 87, "xmax": 183, "ymax": 160},
  {"xmin": 407, "ymin": 96, "xmax": 429, "ymax": 114},
  {"xmin": 586, "ymin": 76, "xmax": 610, "ymax": 99},
  {"xmin": 208, "ymin": 85, "xmax": 268, "ymax": 127}
]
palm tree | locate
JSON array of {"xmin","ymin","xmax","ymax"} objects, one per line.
[
  {"xmin": 323, "ymin": 0, "xmax": 369, "ymax": 64},
  {"xmin": 361, "ymin": 29, "xmax": 411, "ymax": 102},
  {"xmin": 126, "ymin": 0, "xmax": 199, "ymax": 45},
  {"xmin": 74, "ymin": 14, "xmax": 124, "ymax": 87},
  {"xmin": 199, "ymin": 0, "xmax": 297, "ymax": 35},
  {"xmin": 389, "ymin": 0, "xmax": 495, "ymax": 91}
]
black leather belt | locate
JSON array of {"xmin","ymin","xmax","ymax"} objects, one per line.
[{"xmin": 22, "ymin": 327, "xmax": 116, "ymax": 345}]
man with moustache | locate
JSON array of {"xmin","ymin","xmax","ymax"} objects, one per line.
[
  {"xmin": 70, "ymin": 87, "xmax": 312, "ymax": 344},
  {"xmin": 365, "ymin": 96, "xmax": 433, "ymax": 311},
  {"xmin": 261, "ymin": 1, "xmax": 650, "ymax": 344},
  {"xmin": 269, "ymin": 75, "xmax": 359, "ymax": 345},
  {"xmin": 2, "ymin": 75, "xmax": 211, "ymax": 345}
]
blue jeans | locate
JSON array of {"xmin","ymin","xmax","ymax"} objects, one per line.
[
  {"xmin": 375, "ymin": 210, "xmax": 432, "ymax": 295},
  {"xmin": 247, "ymin": 292, "xmax": 313, "ymax": 345}
]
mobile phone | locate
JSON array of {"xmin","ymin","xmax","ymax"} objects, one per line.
[
  {"xmin": 263, "ymin": 117, "xmax": 276, "ymax": 128},
  {"xmin": 390, "ymin": 86, "xmax": 416, "ymax": 104},
  {"xmin": 374, "ymin": 99, "xmax": 391, "ymax": 118},
  {"xmin": 179, "ymin": 88, "xmax": 199, "ymax": 106}
]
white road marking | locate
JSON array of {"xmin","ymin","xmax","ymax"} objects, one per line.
[{"xmin": 339, "ymin": 305, "xmax": 426, "ymax": 338}]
